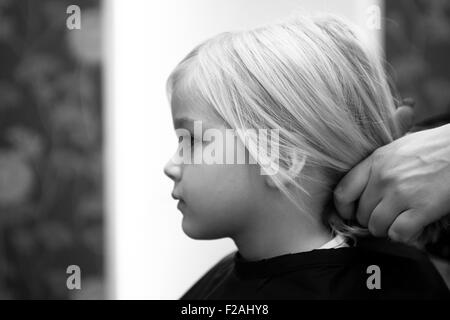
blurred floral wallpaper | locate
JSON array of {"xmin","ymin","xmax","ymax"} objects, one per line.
[
  {"xmin": 0, "ymin": 0, "xmax": 103, "ymax": 299},
  {"xmin": 386, "ymin": 0, "xmax": 450, "ymax": 127},
  {"xmin": 385, "ymin": 0, "xmax": 450, "ymax": 286}
]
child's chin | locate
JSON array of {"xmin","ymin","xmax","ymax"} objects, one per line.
[{"xmin": 181, "ymin": 217, "xmax": 225, "ymax": 240}]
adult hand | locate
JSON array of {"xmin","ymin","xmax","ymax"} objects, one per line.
[{"xmin": 334, "ymin": 105, "xmax": 450, "ymax": 243}]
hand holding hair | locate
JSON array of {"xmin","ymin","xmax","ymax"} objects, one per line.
[{"xmin": 334, "ymin": 104, "xmax": 450, "ymax": 243}]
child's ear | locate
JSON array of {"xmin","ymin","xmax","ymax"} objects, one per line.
[{"xmin": 264, "ymin": 151, "xmax": 306, "ymax": 189}]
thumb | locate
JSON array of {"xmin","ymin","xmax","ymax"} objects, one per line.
[{"xmin": 394, "ymin": 105, "xmax": 415, "ymax": 137}]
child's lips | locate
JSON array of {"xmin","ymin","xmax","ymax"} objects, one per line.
[
  {"xmin": 171, "ymin": 191, "xmax": 182, "ymax": 201},
  {"xmin": 172, "ymin": 191, "xmax": 186, "ymax": 210},
  {"xmin": 177, "ymin": 199, "xmax": 185, "ymax": 210}
]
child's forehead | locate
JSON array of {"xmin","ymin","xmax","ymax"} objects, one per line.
[{"xmin": 171, "ymin": 85, "xmax": 227, "ymax": 128}]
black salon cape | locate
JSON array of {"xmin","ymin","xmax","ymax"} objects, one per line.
[{"xmin": 180, "ymin": 237, "xmax": 450, "ymax": 299}]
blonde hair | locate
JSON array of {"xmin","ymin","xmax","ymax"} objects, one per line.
[{"xmin": 166, "ymin": 14, "xmax": 400, "ymax": 240}]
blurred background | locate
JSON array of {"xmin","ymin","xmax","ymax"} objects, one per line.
[
  {"xmin": 386, "ymin": 0, "xmax": 450, "ymax": 128},
  {"xmin": 0, "ymin": 0, "xmax": 448, "ymax": 299},
  {"xmin": 0, "ymin": 0, "xmax": 103, "ymax": 299}
]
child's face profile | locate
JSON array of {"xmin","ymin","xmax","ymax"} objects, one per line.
[{"xmin": 164, "ymin": 85, "xmax": 268, "ymax": 240}]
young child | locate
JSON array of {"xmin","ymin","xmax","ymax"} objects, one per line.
[{"xmin": 164, "ymin": 13, "xmax": 450, "ymax": 299}]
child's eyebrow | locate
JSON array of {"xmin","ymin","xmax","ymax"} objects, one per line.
[
  {"xmin": 173, "ymin": 117, "xmax": 214, "ymax": 130},
  {"xmin": 173, "ymin": 117, "xmax": 196, "ymax": 130}
]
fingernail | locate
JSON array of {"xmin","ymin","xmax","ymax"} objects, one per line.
[{"xmin": 401, "ymin": 97, "xmax": 416, "ymax": 107}]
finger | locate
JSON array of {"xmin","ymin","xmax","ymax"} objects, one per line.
[
  {"xmin": 334, "ymin": 155, "xmax": 373, "ymax": 220},
  {"xmin": 355, "ymin": 180, "xmax": 382, "ymax": 227},
  {"xmin": 393, "ymin": 105, "xmax": 415, "ymax": 136},
  {"xmin": 367, "ymin": 196, "xmax": 405, "ymax": 237},
  {"xmin": 388, "ymin": 209, "xmax": 427, "ymax": 243}
]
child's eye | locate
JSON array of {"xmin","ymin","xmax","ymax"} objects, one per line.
[
  {"xmin": 177, "ymin": 135, "xmax": 202, "ymax": 147},
  {"xmin": 190, "ymin": 136, "xmax": 203, "ymax": 147}
]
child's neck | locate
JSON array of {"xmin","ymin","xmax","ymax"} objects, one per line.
[{"xmin": 231, "ymin": 206, "xmax": 333, "ymax": 262}]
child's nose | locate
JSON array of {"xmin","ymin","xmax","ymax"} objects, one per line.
[{"xmin": 164, "ymin": 158, "xmax": 181, "ymax": 182}]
